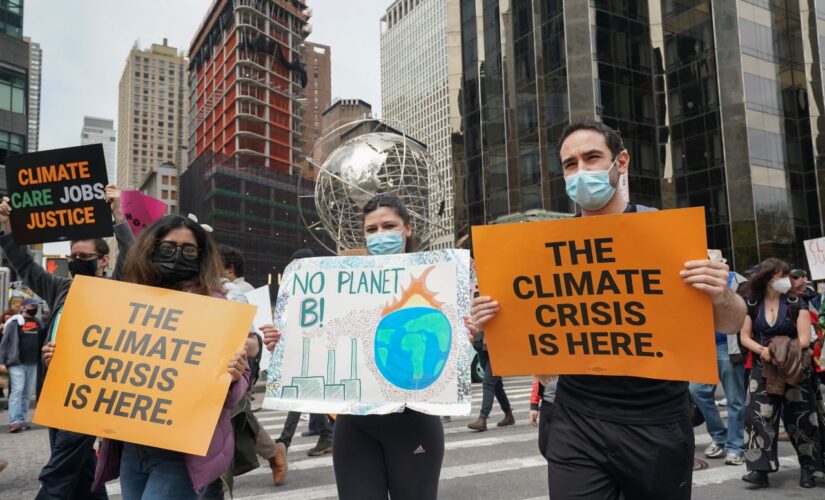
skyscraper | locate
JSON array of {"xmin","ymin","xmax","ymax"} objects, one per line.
[
  {"xmin": 0, "ymin": 0, "xmax": 27, "ymax": 193},
  {"xmin": 380, "ymin": 0, "xmax": 463, "ymax": 249},
  {"xmin": 458, "ymin": 0, "xmax": 825, "ymax": 272},
  {"xmin": 318, "ymin": 98, "xmax": 374, "ymax": 161},
  {"xmin": 80, "ymin": 116, "xmax": 117, "ymax": 183},
  {"xmin": 181, "ymin": 0, "xmax": 330, "ymax": 288},
  {"xmin": 24, "ymin": 37, "xmax": 41, "ymax": 153},
  {"xmin": 117, "ymin": 39, "xmax": 188, "ymax": 190},
  {"xmin": 300, "ymin": 41, "xmax": 331, "ymax": 180}
]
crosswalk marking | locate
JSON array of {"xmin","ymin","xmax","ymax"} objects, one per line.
[
  {"xmin": 105, "ymin": 377, "xmax": 764, "ymax": 499},
  {"xmin": 233, "ymin": 457, "xmax": 548, "ymax": 500}
]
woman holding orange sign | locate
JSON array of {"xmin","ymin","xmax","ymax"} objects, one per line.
[{"xmin": 87, "ymin": 214, "xmax": 278, "ymax": 499}]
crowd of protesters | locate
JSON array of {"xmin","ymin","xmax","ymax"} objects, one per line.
[{"xmin": 0, "ymin": 120, "xmax": 823, "ymax": 499}]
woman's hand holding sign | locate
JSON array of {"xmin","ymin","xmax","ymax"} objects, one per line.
[
  {"xmin": 262, "ymin": 324, "xmax": 281, "ymax": 352},
  {"xmin": 42, "ymin": 341, "xmax": 55, "ymax": 368},
  {"xmin": 227, "ymin": 346, "xmax": 248, "ymax": 382}
]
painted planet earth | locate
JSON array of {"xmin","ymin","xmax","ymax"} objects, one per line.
[{"xmin": 374, "ymin": 306, "xmax": 452, "ymax": 390}]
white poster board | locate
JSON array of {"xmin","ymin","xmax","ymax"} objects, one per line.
[
  {"xmin": 263, "ymin": 250, "xmax": 473, "ymax": 416},
  {"xmin": 804, "ymin": 237, "xmax": 825, "ymax": 280},
  {"xmin": 244, "ymin": 285, "xmax": 274, "ymax": 370}
]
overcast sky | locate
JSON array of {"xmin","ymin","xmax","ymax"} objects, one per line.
[{"xmin": 23, "ymin": 0, "xmax": 389, "ymax": 151}]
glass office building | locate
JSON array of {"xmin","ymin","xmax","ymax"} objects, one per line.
[
  {"xmin": 458, "ymin": 0, "xmax": 825, "ymax": 271},
  {"xmin": 0, "ymin": 0, "xmax": 28, "ymax": 194}
]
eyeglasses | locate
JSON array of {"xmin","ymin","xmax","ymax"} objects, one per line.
[
  {"xmin": 67, "ymin": 252, "xmax": 101, "ymax": 261},
  {"xmin": 156, "ymin": 241, "xmax": 200, "ymax": 260}
]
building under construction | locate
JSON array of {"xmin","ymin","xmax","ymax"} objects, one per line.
[{"xmin": 182, "ymin": 0, "xmax": 331, "ymax": 288}]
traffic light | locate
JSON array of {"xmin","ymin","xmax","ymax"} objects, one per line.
[{"xmin": 45, "ymin": 257, "xmax": 69, "ymax": 277}]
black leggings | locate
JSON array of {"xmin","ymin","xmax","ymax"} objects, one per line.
[{"xmin": 332, "ymin": 409, "xmax": 444, "ymax": 500}]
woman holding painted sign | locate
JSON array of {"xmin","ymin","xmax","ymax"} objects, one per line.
[
  {"xmin": 263, "ymin": 194, "xmax": 453, "ymax": 500},
  {"xmin": 738, "ymin": 258, "xmax": 823, "ymax": 489},
  {"xmin": 90, "ymin": 214, "xmax": 277, "ymax": 499}
]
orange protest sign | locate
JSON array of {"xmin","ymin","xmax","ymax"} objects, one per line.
[
  {"xmin": 34, "ymin": 276, "xmax": 255, "ymax": 456},
  {"xmin": 472, "ymin": 207, "xmax": 717, "ymax": 384}
]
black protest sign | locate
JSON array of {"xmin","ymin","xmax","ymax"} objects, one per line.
[{"xmin": 5, "ymin": 144, "xmax": 112, "ymax": 244}]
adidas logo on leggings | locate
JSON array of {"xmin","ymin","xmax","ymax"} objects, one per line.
[{"xmin": 413, "ymin": 445, "xmax": 426, "ymax": 454}]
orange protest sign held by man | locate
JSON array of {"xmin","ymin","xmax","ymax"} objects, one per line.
[{"xmin": 472, "ymin": 206, "xmax": 718, "ymax": 383}]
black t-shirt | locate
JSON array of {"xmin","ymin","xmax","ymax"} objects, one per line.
[
  {"xmin": 18, "ymin": 317, "xmax": 43, "ymax": 365},
  {"xmin": 555, "ymin": 202, "xmax": 690, "ymax": 425}
]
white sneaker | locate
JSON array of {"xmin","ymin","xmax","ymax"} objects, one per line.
[
  {"xmin": 724, "ymin": 453, "xmax": 744, "ymax": 465},
  {"xmin": 715, "ymin": 398, "xmax": 727, "ymax": 406},
  {"xmin": 704, "ymin": 442, "xmax": 726, "ymax": 459}
]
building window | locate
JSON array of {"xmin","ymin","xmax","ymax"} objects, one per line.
[
  {"xmin": 0, "ymin": 0, "xmax": 23, "ymax": 38},
  {"xmin": 0, "ymin": 130, "xmax": 25, "ymax": 166},
  {"xmin": 0, "ymin": 65, "xmax": 26, "ymax": 114}
]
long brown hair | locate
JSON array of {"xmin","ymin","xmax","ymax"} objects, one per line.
[
  {"xmin": 123, "ymin": 215, "xmax": 224, "ymax": 296},
  {"xmin": 740, "ymin": 257, "xmax": 790, "ymax": 300}
]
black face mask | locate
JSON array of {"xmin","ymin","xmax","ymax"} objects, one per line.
[
  {"xmin": 153, "ymin": 252, "xmax": 200, "ymax": 286},
  {"xmin": 69, "ymin": 259, "xmax": 98, "ymax": 277},
  {"xmin": 25, "ymin": 308, "xmax": 38, "ymax": 316}
]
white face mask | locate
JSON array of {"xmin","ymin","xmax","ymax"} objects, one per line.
[{"xmin": 770, "ymin": 277, "xmax": 792, "ymax": 294}]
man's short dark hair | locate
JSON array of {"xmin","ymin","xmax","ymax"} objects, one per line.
[
  {"xmin": 218, "ymin": 244, "xmax": 245, "ymax": 277},
  {"xmin": 558, "ymin": 120, "xmax": 625, "ymax": 159},
  {"xmin": 70, "ymin": 238, "xmax": 110, "ymax": 255}
]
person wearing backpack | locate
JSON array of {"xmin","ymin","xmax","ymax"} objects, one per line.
[{"xmin": 739, "ymin": 258, "xmax": 824, "ymax": 488}]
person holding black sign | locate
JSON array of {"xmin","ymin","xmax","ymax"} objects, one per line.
[
  {"xmin": 0, "ymin": 185, "xmax": 131, "ymax": 500},
  {"xmin": 469, "ymin": 120, "xmax": 747, "ymax": 500}
]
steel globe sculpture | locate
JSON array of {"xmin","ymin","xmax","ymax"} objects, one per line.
[{"xmin": 307, "ymin": 124, "xmax": 434, "ymax": 251}]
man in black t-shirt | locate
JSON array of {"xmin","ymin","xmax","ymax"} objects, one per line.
[{"xmin": 470, "ymin": 120, "xmax": 747, "ymax": 500}]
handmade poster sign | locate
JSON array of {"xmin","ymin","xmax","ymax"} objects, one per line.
[
  {"xmin": 4, "ymin": 144, "xmax": 112, "ymax": 244},
  {"xmin": 264, "ymin": 250, "xmax": 473, "ymax": 416},
  {"xmin": 804, "ymin": 237, "xmax": 825, "ymax": 281},
  {"xmin": 472, "ymin": 207, "xmax": 717, "ymax": 384},
  {"xmin": 121, "ymin": 190, "xmax": 167, "ymax": 236},
  {"xmin": 34, "ymin": 276, "xmax": 255, "ymax": 456}
]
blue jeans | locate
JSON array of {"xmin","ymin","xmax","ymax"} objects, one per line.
[
  {"xmin": 120, "ymin": 444, "xmax": 223, "ymax": 499},
  {"xmin": 8, "ymin": 363, "xmax": 37, "ymax": 425},
  {"xmin": 479, "ymin": 349, "xmax": 511, "ymax": 418},
  {"xmin": 689, "ymin": 342, "xmax": 745, "ymax": 454}
]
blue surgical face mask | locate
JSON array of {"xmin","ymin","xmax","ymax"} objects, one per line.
[
  {"xmin": 367, "ymin": 231, "xmax": 405, "ymax": 255},
  {"xmin": 565, "ymin": 158, "xmax": 619, "ymax": 210}
]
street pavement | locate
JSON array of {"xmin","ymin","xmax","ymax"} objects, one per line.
[{"xmin": 0, "ymin": 376, "xmax": 823, "ymax": 499}]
